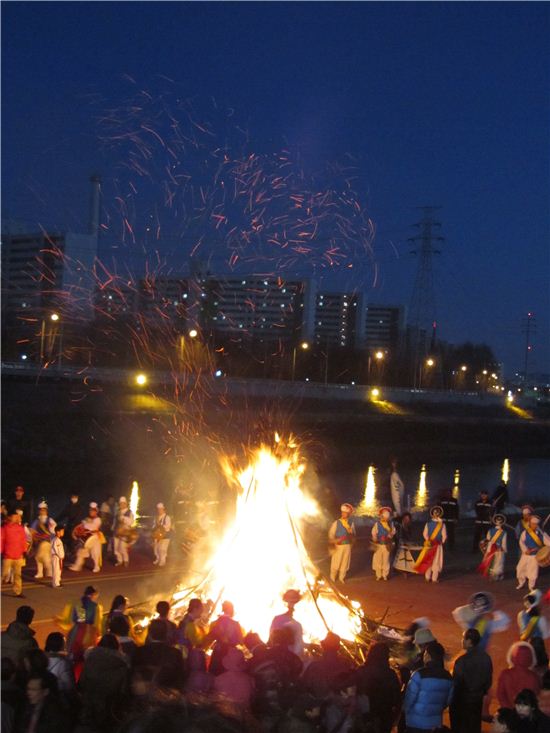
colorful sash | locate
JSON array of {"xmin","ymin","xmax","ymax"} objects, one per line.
[
  {"xmin": 524, "ymin": 527, "xmax": 543, "ymax": 553},
  {"xmin": 477, "ymin": 528, "xmax": 504, "ymax": 576},
  {"xmin": 335, "ymin": 518, "xmax": 354, "ymax": 545},
  {"xmin": 520, "ymin": 614, "xmax": 541, "ymax": 641},
  {"xmin": 414, "ymin": 522, "xmax": 442, "ymax": 574}
]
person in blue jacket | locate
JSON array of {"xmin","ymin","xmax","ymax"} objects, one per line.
[{"xmin": 404, "ymin": 640, "xmax": 453, "ymax": 732}]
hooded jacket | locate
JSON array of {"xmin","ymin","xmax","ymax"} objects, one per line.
[
  {"xmin": 0, "ymin": 621, "xmax": 38, "ymax": 666},
  {"xmin": 404, "ymin": 661, "xmax": 453, "ymax": 730},
  {"xmin": 497, "ymin": 641, "xmax": 541, "ymax": 708},
  {"xmin": 213, "ymin": 647, "xmax": 255, "ymax": 708}
]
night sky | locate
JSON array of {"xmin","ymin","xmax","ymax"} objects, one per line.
[{"xmin": 3, "ymin": 2, "xmax": 549, "ymax": 375}]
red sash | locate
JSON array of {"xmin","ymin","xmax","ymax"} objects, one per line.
[
  {"xmin": 414, "ymin": 523, "xmax": 442, "ymax": 574},
  {"xmin": 477, "ymin": 529, "xmax": 503, "ymax": 576}
]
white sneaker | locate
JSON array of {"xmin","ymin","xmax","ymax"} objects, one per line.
[
  {"xmin": 34, "ymin": 574, "xmax": 43, "ymax": 579},
  {"xmin": 516, "ymin": 583, "xmax": 525, "ymax": 590},
  {"xmin": 92, "ymin": 567, "xmax": 100, "ymax": 573},
  {"xmin": 67, "ymin": 565, "xmax": 79, "ymax": 571}
]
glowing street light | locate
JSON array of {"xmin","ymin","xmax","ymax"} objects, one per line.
[
  {"xmin": 50, "ymin": 313, "xmax": 60, "ymax": 322},
  {"xmin": 370, "ymin": 387, "xmax": 380, "ymax": 399},
  {"xmin": 135, "ymin": 373, "xmax": 147, "ymax": 386},
  {"xmin": 292, "ymin": 342, "xmax": 310, "ymax": 381},
  {"xmin": 460, "ymin": 365, "xmax": 467, "ymax": 372},
  {"xmin": 188, "ymin": 329, "xmax": 198, "ymax": 339},
  {"xmin": 375, "ymin": 350, "xmax": 384, "ymax": 360},
  {"xmin": 426, "ymin": 358, "xmax": 435, "ymax": 367}
]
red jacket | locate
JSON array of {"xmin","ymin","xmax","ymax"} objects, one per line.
[
  {"xmin": 497, "ymin": 642, "xmax": 541, "ymax": 708},
  {"xmin": 0, "ymin": 522, "xmax": 28, "ymax": 559}
]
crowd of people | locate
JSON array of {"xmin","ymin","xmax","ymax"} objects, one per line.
[
  {"xmin": 1, "ymin": 584, "xmax": 550, "ymax": 733},
  {"xmin": 1, "ymin": 485, "xmax": 173, "ymax": 595}
]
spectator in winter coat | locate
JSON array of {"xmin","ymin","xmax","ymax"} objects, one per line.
[
  {"xmin": 185, "ymin": 649, "xmax": 213, "ymax": 695},
  {"xmin": 498, "ymin": 642, "xmax": 541, "ymax": 709},
  {"xmin": 403, "ymin": 641, "xmax": 453, "ymax": 732},
  {"xmin": 79, "ymin": 633, "xmax": 129, "ymax": 730},
  {"xmin": 491, "ymin": 707, "xmax": 520, "ymax": 732},
  {"xmin": 1, "ymin": 512, "xmax": 29, "ymax": 597},
  {"xmin": 0, "ymin": 606, "xmax": 38, "ymax": 668},
  {"xmin": 514, "ymin": 688, "xmax": 550, "ymax": 733},
  {"xmin": 1, "ymin": 657, "xmax": 25, "ymax": 729},
  {"xmin": 109, "ymin": 614, "xmax": 138, "ymax": 661},
  {"xmin": 356, "ymin": 641, "xmax": 402, "ymax": 733},
  {"xmin": 19, "ymin": 671, "xmax": 65, "ymax": 732},
  {"xmin": 132, "ymin": 619, "xmax": 186, "ymax": 691},
  {"xmin": 213, "ymin": 647, "xmax": 255, "ymax": 709},
  {"xmin": 538, "ymin": 671, "xmax": 550, "ymax": 718},
  {"xmin": 300, "ymin": 632, "xmax": 352, "ymax": 699},
  {"xmin": 450, "ymin": 627, "xmax": 493, "ymax": 733},
  {"xmin": 278, "ymin": 693, "xmax": 322, "ymax": 733},
  {"xmin": 44, "ymin": 632, "xmax": 75, "ymax": 694}
]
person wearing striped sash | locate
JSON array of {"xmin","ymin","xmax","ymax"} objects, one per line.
[
  {"xmin": 516, "ymin": 514, "xmax": 550, "ymax": 591},
  {"xmin": 414, "ymin": 506, "xmax": 447, "ymax": 583}
]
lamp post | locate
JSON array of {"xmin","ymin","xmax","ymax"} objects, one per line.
[
  {"xmin": 291, "ymin": 341, "xmax": 309, "ymax": 381},
  {"xmin": 419, "ymin": 357, "xmax": 435, "ymax": 388},
  {"xmin": 40, "ymin": 312, "xmax": 61, "ymax": 365},
  {"xmin": 367, "ymin": 349, "xmax": 385, "ymax": 384}
]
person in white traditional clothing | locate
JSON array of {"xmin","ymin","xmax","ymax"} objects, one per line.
[
  {"xmin": 328, "ymin": 503, "xmax": 356, "ymax": 583},
  {"xmin": 371, "ymin": 506, "xmax": 396, "ymax": 581},
  {"xmin": 31, "ymin": 502, "xmax": 57, "ymax": 579},
  {"xmin": 51, "ymin": 525, "xmax": 65, "ymax": 588},
  {"xmin": 517, "ymin": 589, "xmax": 549, "ymax": 643},
  {"xmin": 478, "ymin": 513, "xmax": 507, "ymax": 581},
  {"xmin": 516, "ymin": 514, "xmax": 550, "ymax": 591},
  {"xmin": 414, "ymin": 506, "xmax": 447, "ymax": 583},
  {"xmin": 152, "ymin": 502, "xmax": 172, "ymax": 567},
  {"xmin": 68, "ymin": 502, "xmax": 103, "ymax": 573},
  {"xmin": 113, "ymin": 496, "xmax": 134, "ymax": 567},
  {"xmin": 270, "ymin": 589, "xmax": 304, "ymax": 658},
  {"xmin": 452, "ymin": 591, "xmax": 510, "ymax": 652},
  {"xmin": 390, "ymin": 458, "xmax": 405, "ymax": 517}
]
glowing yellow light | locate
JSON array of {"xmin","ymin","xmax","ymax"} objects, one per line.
[
  {"xmin": 426, "ymin": 358, "xmax": 435, "ymax": 367},
  {"xmin": 50, "ymin": 313, "xmax": 60, "ymax": 322},
  {"xmin": 371, "ymin": 387, "xmax": 380, "ymax": 399},
  {"xmin": 301, "ymin": 342, "xmax": 309, "ymax": 350},
  {"xmin": 453, "ymin": 468, "xmax": 460, "ymax": 498},
  {"xmin": 171, "ymin": 442, "xmax": 362, "ymax": 643},
  {"xmin": 460, "ymin": 365, "xmax": 467, "ymax": 372},
  {"xmin": 188, "ymin": 329, "xmax": 198, "ymax": 338},
  {"xmin": 359, "ymin": 465, "xmax": 377, "ymax": 514},
  {"xmin": 129, "ymin": 480, "xmax": 140, "ymax": 518},
  {"xmin": 482, "ymin": 370, "xmax": 488, "ymax": 375},
  {"xmin": 501, "ymin": 458, "xmax": 509, "ymax": 484},
  {"xmin": 135, "ymin": 373, "xmax": 147, "ymax": 386},
  {"xmin": 375, "ymin": 351, "xmax": 384, "ymax": 360},
  {"xmin": 415, "ymin": 464, "xmax": 428, "ymax": 508},
  {"xmin": 507, "ymin": 391, "xmax": 514, "ymax": 403}
]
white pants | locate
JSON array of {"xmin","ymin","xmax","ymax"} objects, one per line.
[
  {"xmin": 114, "ymin": 537, "xmax": 130, "ymax": 565},
  {"xmin": 153, "ymin": 539, "xmax": 170, "ymax": 566},
  {"xmin": 517, "ymin": 553, "xmax": 539, "ymax": 590},
  {"xmin": 488, "ymin": 549, "xmax": 505, "ymax": 579},
  {"xmin": 73, "ymin": 536, "xmax": 102, "ymax": 571},
  {"xmin": 372, "ymin": 544, "xmax": 391, "ymax": 579},
  {"xmin": 330, "ymin": 544, "xmax": 351, "ymax": 581},
  {"xmin": 35, "ymin": 541, "xmax": 52, "ymax": 577},
  {"xmin": 52, "ymin": 556, "xmax": 62, "ymax": 587},
  {"xmin": 425, "ymin": 545, "xmax": 443, "ymax": 582}
]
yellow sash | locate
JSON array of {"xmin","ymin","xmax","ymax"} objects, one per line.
[
  {"xmin": 428, "ymin": 522, "xmax": 442, "ymax": 542},
  {"xmin": 520, "ymin": 615, "xmax": 540, "ymax": 641},
  {"xmin": 340, "ymin": 518, "xmax": 352, "ymax": 533},
  {"xmin": 490, "ymin": 528, "xmax": 504, "ymax": 547},
  {"xmin": 526, "ymin": 527, "xmax": 543, "ymax": 548}
]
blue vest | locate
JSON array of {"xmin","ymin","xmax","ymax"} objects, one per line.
[
  {"xmin": 519, "ymin": 611, "xmax": 544, "ymax": 640},
  {"xmin": 335, "ymin": 519, "xmax": 354, "ymax": 544},
  {"xmin": 488, "ymin": 526, "xmax": 505, "ymax": 548},
  {"xmin": 522, "ymin": 528, "xmax": 544, "ymax": 551},
  {"xmin": 374, "ymin": 520, "xmax": 393, "ymax": 541},
  {"xmin": 426, "ymin": 520, "xmax": 443, "ymax": 539}
]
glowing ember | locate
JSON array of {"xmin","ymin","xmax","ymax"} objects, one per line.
[
  {"xmin": 358, "ymin": 465, "xmax": 377, "ymax": 514},
  {"xmin": 129, "ymin": 480, "xmax": 140, "ymax": 519},
  {"xmin": 173, "ymin": 442, "xmax": 362, "ymax": 644}
]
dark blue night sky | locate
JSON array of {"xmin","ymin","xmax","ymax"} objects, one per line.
[{"xmin": 3, "ymin": 2, "xmax": 549, "ymax": 374}]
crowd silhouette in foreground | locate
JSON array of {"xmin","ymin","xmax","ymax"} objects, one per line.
[{"xmin": 1, "ymin": 586, "xmax": 550, "ymax": 733}]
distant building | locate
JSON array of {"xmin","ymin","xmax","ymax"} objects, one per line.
[
  {"xmin": 364, "ymin": 304, "xmax": 405, "ymax": 355},
  {"xmin": 313, "ymin": 291, "xmax": 363, "ymax": 348},
  {"xmin": 136, "ymin": 276, "xmax": 189, "ymax": 326},
  {"xmin": 205, "ymin": 276, "xmax": 314, "ymax": 344}
]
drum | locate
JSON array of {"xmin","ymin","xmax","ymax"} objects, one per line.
[
  {"xmin": 72, "ymin": 525, "xmax": 92, "ymax": 541},
  {"xmin": 151, "ymin": 527, "xmax": 166, "ymax": 542},
  {"xmin": 536, "ymin": 546, "xmax": 550, "ymax": 567},
  {"xmin": 116, "ymin": 526, "xmax": 139, "ymax": 544}
]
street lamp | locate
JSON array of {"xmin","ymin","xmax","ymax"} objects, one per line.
[
  {"xmin": 188, "ymin": 329, "xmax": 198, "ymax": 339},
  {"xmin": 368, "ymin": 349, "xmax": 385, "ymax": 384},
  {"xmin": 420, "ymin": 357, "xmax": 435, "ymax": 388},
  {"xmin": 291, "ymin": 341, "xmax": 309, "ymax": 381},
  {"xmin": 460, "ymin": 365, "xmax": 467, "ymax": 372},
  {"xmin": 40, "ymin": 312, "xmax": 62, "ymax": 364},
  {"xmin": 135, "ymin": 373, "xmax": 148, "ymax": 386}
]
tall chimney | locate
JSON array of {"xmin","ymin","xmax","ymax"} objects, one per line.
[{"xmin": 89, "ymin": 174, "xmax": 101, "ymax": 236}]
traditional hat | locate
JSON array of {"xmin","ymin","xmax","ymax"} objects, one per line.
[
  {"xmin": 493, "ymin": 513, "xmax": 506, "ymax": 526},
  {"xmin": 37, "ymin": 501, "xmax": 48, "ymax": 510},
  {"xmin": 469, "ymin": 591, "xmax": 494, "ymax": 614},
  {"xmin": 414, "ymin": 627, "xmax": 435, "ymax": 646},
  {"xmin": 282, "ymin": 589, "xmax": 301, "ymax": 604},
  {"xmin": 89, "ymin": 502, "xmax": 98, "ymax": 510},
  {"xmin": 379, "ymin": 506, "xmax": 393, "ymax": 516},
  {"xmin": 524, "ymin": 589, "xmax": 542, "ymax": 611},
  {"xmin": 521, "ymin": 504, "xmax": 533, "ymax": 515},
  {"xmin": 119, "ymin": 496, "xmax": 128, "ymax": 504},
  {"xmin": 156, "ymin": 502, "xmax": 165, "ymax": 510},
  {"xmin": 430, "ymin": 506, "xmax": 443, "ymax": 519},
  {"xmin": 340, "ymin": 503, "xmax": 354, "ymax": 514}
]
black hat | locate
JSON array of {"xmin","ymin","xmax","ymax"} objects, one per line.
[{"xmin": 84, "ymin": 585, "xmax": 98, "ymax": 596}]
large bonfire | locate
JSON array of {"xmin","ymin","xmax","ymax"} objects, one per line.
[{"xmin": 171, "ymin": 436, "xmax": 364, "ymax": 646}]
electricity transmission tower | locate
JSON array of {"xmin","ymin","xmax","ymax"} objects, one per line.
[
  {"xmin": 408, "ymin": 207, "xmax": 444, "ymax": 388},
  {"xmin": 521, "ymin": 312, "xmax": 536, "ymax": 383}
]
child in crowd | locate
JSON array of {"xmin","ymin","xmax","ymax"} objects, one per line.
[{"xmin": 51, "ymin": 525, "xmax": 65, "ymax": 588}]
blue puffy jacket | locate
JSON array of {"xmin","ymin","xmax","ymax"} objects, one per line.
[{"xmin": 404, "ymin": 663, "xmax": 453, "ymax": 730}]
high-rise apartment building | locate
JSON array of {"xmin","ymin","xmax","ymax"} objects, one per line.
[
  {"xmin": 313, "ymin": 291, "xmax": 363, "ymax": 348},
  {"xmin": 364, "ymin": 304, "xmax": 405, "ymax": 354}
]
